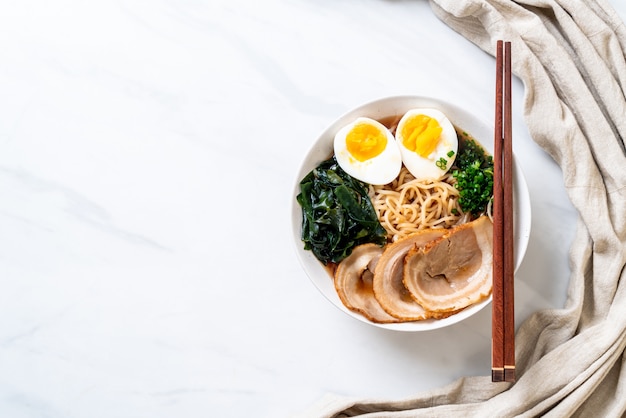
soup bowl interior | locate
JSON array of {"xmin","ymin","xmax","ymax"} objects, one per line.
[{"xmin": 291, "ymin": 95, "xmax": 531, "ymax": 331}]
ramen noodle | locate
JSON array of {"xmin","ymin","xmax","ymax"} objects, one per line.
[{"xmin": 368, "ymin": 166, "xmax": 468, "ymax": 242}]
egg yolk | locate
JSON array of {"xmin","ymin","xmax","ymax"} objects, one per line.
[
  {"xmin": 401, "ymin": 114, "xmax": 442, "ymax": 158},
  {"xmin": 346, "ymin": 122, "xmax": 387, "ymax": 162}
]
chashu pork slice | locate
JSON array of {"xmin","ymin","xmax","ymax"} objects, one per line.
[
  {"xmin": 334, "ymin": 243, "xmax": 400, "ymax": 324},
  {"xmin": 403, "ymin": 216, "xmax": 493, "ymax": 313},
  {"xmin": 372, "ymin": 229, "xmax": 447, "ymax": 321}
]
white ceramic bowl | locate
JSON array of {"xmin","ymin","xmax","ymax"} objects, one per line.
[{"xmin": 291, "ymin": 95, "xmax": 531, "ymax": 331}]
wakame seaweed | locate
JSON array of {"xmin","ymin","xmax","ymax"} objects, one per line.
[{"xmin": 296, "ymin": 157, "xmax": 387, "ymax": 265}]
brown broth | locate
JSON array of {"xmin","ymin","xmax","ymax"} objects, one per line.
[{"xmin": 377, "ymin": 114, "xmax": 402, "ymax": 134}]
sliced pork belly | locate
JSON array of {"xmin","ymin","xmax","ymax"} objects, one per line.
[
  {"xmin": 334, "ymin": 243, "xmax": 400, "ymax": 323},
  {"xmin": 403, "ymin": 216, "xmax": 493, "ymax": 313},
  {"xmin": 372, "ymin": 229, "xmax": 446, "ymax": 321}
]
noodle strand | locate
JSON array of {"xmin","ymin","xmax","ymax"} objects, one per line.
[{"xmin": 369, "ymin": 166, "xmax": 465, "ymax": 242}]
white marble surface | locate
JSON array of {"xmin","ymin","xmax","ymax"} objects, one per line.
[{"xmin": 1, "ymin": 1, "xmax": 625, "ymax": 417}]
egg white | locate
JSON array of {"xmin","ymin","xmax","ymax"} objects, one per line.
[
  {"xmin": 395, "ymin": 108, "xmax": 458, "ymax": 180},
  {"xmin": 333, "ymin": 117, "xmax": 402, "ymax": 185}
]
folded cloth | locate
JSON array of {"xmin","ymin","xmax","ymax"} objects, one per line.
[{"xmin": 298, "ymin": 0, "xmax": 626, "ymax": 416}]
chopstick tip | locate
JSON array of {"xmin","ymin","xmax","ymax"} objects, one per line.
[
  {"xmin": 504, "ymin": 366, "xmax": 516, "ymax": 382},
  {"xmin": 492, "ymin": 368, "xmax": 505, "ymax": 382}
]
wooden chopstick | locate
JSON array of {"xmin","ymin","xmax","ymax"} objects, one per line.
[
  {"xmin": 502, "ymin": 41, "xmax": 516, "ymax": 383},
  {"xmin": 492, "ymin": 40, "xmax": 516, "ymax": 383},
  {"xmin": 491, "ymin": 40, "xmax": 505, "ymax": 383}
]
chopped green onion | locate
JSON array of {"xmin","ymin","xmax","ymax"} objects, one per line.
[
  {"xmin": 435, "ymin": 157, "xmax": 447, "ymax": 170},
  {"xmin": 452, "ymin": 139, "xmax": 494, "ymax": 215}
]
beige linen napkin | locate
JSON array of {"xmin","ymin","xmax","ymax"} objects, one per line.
[{"xmin": 298, "ymin": 0, "xmax": 626, "ymax": 416}]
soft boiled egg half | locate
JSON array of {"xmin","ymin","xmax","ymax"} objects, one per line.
[
  {"xmin": 334, "ymin": 117, "xmax": 402, "ymax": 185},
  {"xmin": 395, "ymin": 108, "xmax": 458, "ymax": 180}
]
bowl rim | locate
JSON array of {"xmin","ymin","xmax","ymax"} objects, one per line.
[{"xmin": 291, "ymin": 94, "xmax": 531, "ymax": 332}]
